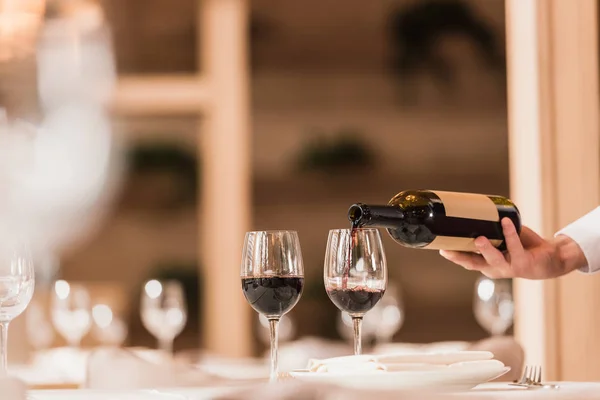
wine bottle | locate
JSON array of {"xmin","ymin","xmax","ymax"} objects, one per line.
[{"xmin": 348, "ymin": 190, "xmax": 521, "ymax": 252}]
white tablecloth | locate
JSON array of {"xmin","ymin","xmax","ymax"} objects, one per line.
[
  {"xmin": 461, "ymin": 382, "xmax": 600, "ymax": 398},
  {"xmin": 26, "ymin": 382, "xmax": 600, "ymax": 399}
]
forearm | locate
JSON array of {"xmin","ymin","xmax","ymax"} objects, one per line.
[{"xmin": 554, "ymin": 206, "xmax": 600, "ymax": 274}]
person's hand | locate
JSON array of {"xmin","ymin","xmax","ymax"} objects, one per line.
[{"xmin": 439, "ymin": 218, "xmax": 587, "ymax": 279}]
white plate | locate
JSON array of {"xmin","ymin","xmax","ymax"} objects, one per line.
[{"xmin": 290, "ymin": 365, "xmax": 510, "ymax": 391}]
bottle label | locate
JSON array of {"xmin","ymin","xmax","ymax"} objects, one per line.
[
  {"xmin": 423, "ymin": 236, "xmax": 503, "ymax": 252},
  {"xmin": 429, "ymin": 190, "xmax": 500, "ymax": 222}
]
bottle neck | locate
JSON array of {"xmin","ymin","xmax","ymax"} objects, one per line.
[{"xmin": 348, "ymin": 203, "xmax": 406, "ymax": 229}]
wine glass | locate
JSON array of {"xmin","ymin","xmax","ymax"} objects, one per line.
[
  {"xmin": 473, "ymin": 275, "xmax": 514, "ymax": 336},
  {"xmin": 324, "ymin": 228, "xmax": 387, "ymax": 355},
  {"xmin": 51, "ymin": 280, "xmax": 92, "ymax": 347},
  {"xmin": 140, "ymin": 279, "xmax": 187, "ymax": 354},
  {"xmin": 241, "ymin": 230, "xmax": 304, "ymax": 383},
  {"xmin": 0, "ymin": 248, "xmax": 35, "ymax": 375}
]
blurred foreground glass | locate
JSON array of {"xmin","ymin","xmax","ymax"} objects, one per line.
[
  {"xmin": 141, "ymin": 280, "xmax": 187, "ymax": 354},
  {"xmin": 473, "ymin": 275, "xmax": 514, "ymax": 336},
  {"xmin": 0, "ymin": 249, "xmax": 35, "ymax": 374},
  {"xmin": 241, "ymin": 231, "xmax": 304, "ymax": 383},
  {"xmin": 51, "ymin": 280, "xmax": 92, "ymax": 347},
  {"xmin": 0, "ymin": 2, "xmax": 122, "ymax": 261},
  {"xmin": 324, "ymin": 228, "xmax": 387, "ymax": 355}
]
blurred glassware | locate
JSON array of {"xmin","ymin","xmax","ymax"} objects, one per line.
[
  {"xmin": 51, "ymin": 280, "xmax": 92, "ymax": 347},
  {"xmin": 0, "ymin": 0, "xmax": 123, "ymax": 264},
  {"xmin": 257, "ymin": 313, "xmax": 295, "ymax": 346},
  {"xmin": 0, "ymin": 248, "xmax": 35, "ymax": 374},
  {"xmin": 473, "ymin": 275, "xmax": 514, "ymax": 336},
  {"xmin": 368, "ymin": 282, "xmax": 404, "ymax": 344},
  {"xmin": 25, "ymin": 298, "xmax": 55, "ymax": 351},
  {"xmin": 337, "ymin": 282, "xmax": 404, "ymax": 347},
  {"xmin": 91, "ymin": 303, "xmax": 127, "ymax": 347},
  {"xmin": 140, "ymin": 280, "xmax": 187, "ymax": 354}
]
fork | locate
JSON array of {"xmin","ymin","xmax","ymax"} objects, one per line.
[{"xmin": 510, "ymin": 365, "xmax": 560, "ymax": 390}]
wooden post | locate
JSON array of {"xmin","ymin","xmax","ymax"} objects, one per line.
[
  {"xmin": 200, "ymin": 0, "xmax": 252, "ymax": 357},
  {"xmin": 506, "ymin": 0, "xmax": 600, "ymax": 380},
  {"xmin": 551, "ymin": 0, "xmax": 600, "ymax": 381}
]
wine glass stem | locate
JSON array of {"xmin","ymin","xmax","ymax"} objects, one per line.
[
  {"xmin": 268, "ymin": 318, "xmax": 279, "ymax": 383},
  {"xmin": 159, "ymin": 338, "xmax": 173, "ymax": 354},
  {"xmin": 0, "ymin": 322, "xmax": 9, "ymax": 375},
  {"xmin": 352, "ymin": 316, "xmax": 363, "ymax": 355},
  {"xmin": 491, "ymin": 328, "xmax": 504, "ymax": 337},
  {"xmin": 69, "ymin": 337, "xmax": 81, "ymax": 349}
]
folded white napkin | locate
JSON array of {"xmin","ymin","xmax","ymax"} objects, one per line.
[
  {"xmin": 374, "ymin": 337, "xmax": 524, "ymax": 382},
  {"xmin": 373, "ymin": 341, "xmax": 470, "ymax": 355},
  {"xmin": 308, "ymin": 357, "xmax": 386, "ymax": 373},
  {"xmin": 307, "ymin": 351, "xmax": 498, "ymax": 373},
  {"xmin": 467, "ymin": 336, "xmax": 524, "ymax": 382},
  {"xmin": 277, "ymin": 336, "xmax": 352, "ymax": 371}
]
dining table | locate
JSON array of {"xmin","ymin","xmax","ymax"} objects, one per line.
[{"xmin": 23, "ymin": 381, "xmax": 600, "ymax": 400}]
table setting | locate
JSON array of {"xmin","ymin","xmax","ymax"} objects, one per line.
[
  {"xmin": 0, "ymin": 218, "xmax": 593, "ymax": 399},
  {"xmin": 0, "ymin": 225, "xmax": 589, "ymax": 399},
  {"xmin": 0, "ymin": 4, "xmax": 599, "ymax": 400},
  {"xmin": 14, "ymin": 228, "xmax": 595, "ymax": 399}
]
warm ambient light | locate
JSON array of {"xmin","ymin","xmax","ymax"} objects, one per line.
[
  {"xmin": 0, "ymin": 0, "xmax": 46, "ymax": 61},
  {"xmin": 54, "ymin": 279, "xmax": 70, "ymax": 300},
  {"xmin": 144, "ymin": 280, "xmax": 162, "ymax": 300},
  {"xmin": 92, "ymin": 303, "xmax": 113, "ymax": 329},
  {"xmin": 477, "ymin": 279, "xmax": 495, "ymax": 302}
]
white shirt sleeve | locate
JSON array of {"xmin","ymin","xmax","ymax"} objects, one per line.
[{"xmin": 555, "ymin": 206, "xmax": 600, "ymax": 274}]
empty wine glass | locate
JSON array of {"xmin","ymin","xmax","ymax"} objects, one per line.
[
  {"xmin": 325, "ymin": 228, "xmax": 387, "ymax": 355},
  {"xmin": 473, "ymin": 275, "xmax": 514, "ymax": 336},
  {"xmin": 140, "ymin": 279, "xmax": 187, "ymax": 354},
  {"xmin": 241, "ymin": 230, "xmax": 304, "ymax": 383},
  {"xmin": 51, "ymin": 280, "xmax": 92, "ymax": 347},
  {"xmin": 91, "ymin": 303, "xmax": 128, "ymax": 347},
  {"xmin": 0, "ymin": 248, "xmax": 35, "ymax": 375}
]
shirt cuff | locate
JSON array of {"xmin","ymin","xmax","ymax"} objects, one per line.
[{"xmin": 555, "ymin": 206, "xmax": 600, "ymax": 274}]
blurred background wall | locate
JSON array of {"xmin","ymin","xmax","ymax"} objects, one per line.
[{"xmin": 45, "ymin": 0, "xmax": 511, "ymax": 353}]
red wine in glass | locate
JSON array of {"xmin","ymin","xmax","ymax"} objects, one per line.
[
  {"xmin": 324, "ymin": 228, "xmax": 387, "ymax": 355},
  {"xmin": 241, "ymin": 276, "xmax": 304, "ymax": 317},
  {"xmin": 241, "ymin": 230, "xmax": 304, "ymax": 382},
  {"xmin": 326, "ymin": 286, "xmax": 385, "ymax": 314}
]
